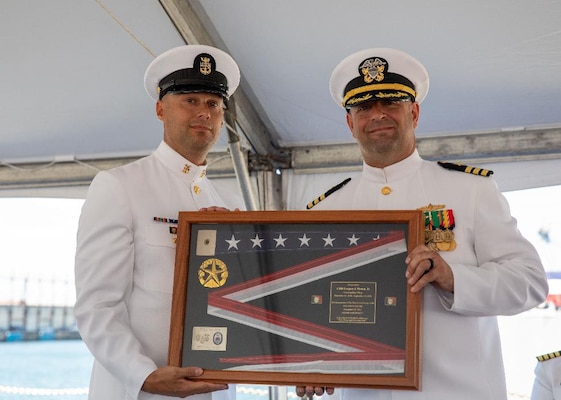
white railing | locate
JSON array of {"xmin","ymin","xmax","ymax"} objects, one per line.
[{"xmin": 0, "ymin": 385, "xmax": 88, "ymax": 396}]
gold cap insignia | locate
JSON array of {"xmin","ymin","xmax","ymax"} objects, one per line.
[
  {"xmin": 199, "ymin": 55, "xmax": 212, "ymax": 75},
  {"xmin": 360, "ymin": 57, "xmax": 387, "ymax": 84}
]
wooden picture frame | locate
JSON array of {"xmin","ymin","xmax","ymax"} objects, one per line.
[{"xmin": 169, "ymin": 210, "xmax": 423, "ymax": 390}]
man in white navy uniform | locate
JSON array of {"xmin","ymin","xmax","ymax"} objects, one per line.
[
  {"xmin": 532, "ymin": 350, "xmax": 561, "ymax": 399},
  {"xmin": 300, "ymin": 48, "xmax": 548, "ymax": 400},
  {"xmin": 74, "ymin": 45, "xmax": 244, "ymax": 400}
]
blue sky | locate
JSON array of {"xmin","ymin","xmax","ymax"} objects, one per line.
[{"xmin": 0, "ymin": 197, "xmax": 84, "ymax": 305}]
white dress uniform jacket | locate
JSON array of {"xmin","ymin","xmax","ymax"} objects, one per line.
[
  {"xmin": 532, "ymin": 355, "xmax": 561, "ymax": 400},
  {"xmin": 311, "ymin": 150, "xmax": 548, "ymax": 400},
  {"xmin": 74, "ymin": 141, "xmax": 243, "ymax": 400}
]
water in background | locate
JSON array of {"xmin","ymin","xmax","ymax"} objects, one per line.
[
  {"xmin": 0, "ymin": 340, "xmax": 91, "ymax": 400},
  {"xmin": 0, "ymin": 340, "xmax": 299, "ymax": 400}
]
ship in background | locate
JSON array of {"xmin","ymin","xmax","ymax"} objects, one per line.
[{"xmin": 0, "ymin": 275, "xmax": 80, "ymax": 342}]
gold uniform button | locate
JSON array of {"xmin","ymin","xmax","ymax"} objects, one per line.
[
  {"xmin": 193, "ymin": 185, "xmax": 201, "ymax": 194},
  {"xmin": 381, "ymin": 186, "xmax": 392, "ymax": 195}
]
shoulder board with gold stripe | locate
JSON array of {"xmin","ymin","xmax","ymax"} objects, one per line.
[
  {"xmin": 306, "ymin": 178, "xmax": 351, "ymax": 210},
  {"xmin": 437, "ymin": 161, "xmax": 493, "ymax": 177},
  {"xmin": 537, "ymin": 350, "xmax": 561, "ymax": 362}
]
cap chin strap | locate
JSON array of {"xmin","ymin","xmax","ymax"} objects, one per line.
[
  {"xmin": 343, "ymin": 83, "xmax": 416, "ymax": 107},
  {"xmin": 158, "ymin": 80, "xmax": 228, "ymax": 100}
]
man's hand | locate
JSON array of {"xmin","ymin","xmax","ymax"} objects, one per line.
[
  {"xmin": 295, "ymin": 386, "xmax": 335, "ymax": 399},
  {"xmin": 199, "ymin": 206, "xmax": 240, "ymax": 212},
  {"xmin": 405, "ymin": 245, "xmax": 454, "ymax": 293},
  {"xmin": 142, "ymin": 366, "xmax": 228, "ymax": 397}
]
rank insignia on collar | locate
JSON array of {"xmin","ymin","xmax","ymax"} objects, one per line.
[{"xmin": 418, "ymin": 204, "xmax": 456, "ymax": 252}]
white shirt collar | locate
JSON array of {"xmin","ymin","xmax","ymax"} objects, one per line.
[
  {"xmin": 361, "ymin": 149, "xmax": 423, "ymax": 183},
  {"xmin": 154, "ymin": 141, "xmax": 208, "ymax": 179}
]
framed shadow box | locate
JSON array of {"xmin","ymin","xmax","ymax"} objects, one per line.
[{"xmin": 169, "ymin": 210, "xmax": 423, "ymax": 390}]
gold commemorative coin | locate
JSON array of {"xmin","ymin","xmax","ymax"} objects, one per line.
[{"xmin": 198, "ymin": 258, "xmax": 228, "ymax": 288}]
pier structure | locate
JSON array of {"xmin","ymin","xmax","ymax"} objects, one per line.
[{"xmin": 0, "ymin": 304, "xmax": 79, "ymax": 341}]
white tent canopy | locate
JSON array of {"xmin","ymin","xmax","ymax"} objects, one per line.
[{"xmin": 1, "ymin": 0, "xmax": 561, "ymax": 208}]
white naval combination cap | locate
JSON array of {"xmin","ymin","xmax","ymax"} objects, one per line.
[
  {"xmin": 144, "ymin": 44, "xmax": 241, "ymax": 102},
  {"xmin": 329, "ymin": 48, "xmax": 429, "ymax": 109}
]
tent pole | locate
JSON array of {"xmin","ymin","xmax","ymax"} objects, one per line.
[{"xmin": 225, "ymin": 99, "xmax": 259, "ymax": 211}]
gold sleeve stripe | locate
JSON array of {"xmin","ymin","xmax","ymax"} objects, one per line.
[
  {"xmin": 306, "ymin": 178, "xmax": 351, "ymax": 209},
  {"xmin": 537, "ymin": 350, "xmax": 561, "ymax": 362},
  {"xmin": 437, "ymin": 161, "xmax": 493, "ymax": 177}
]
